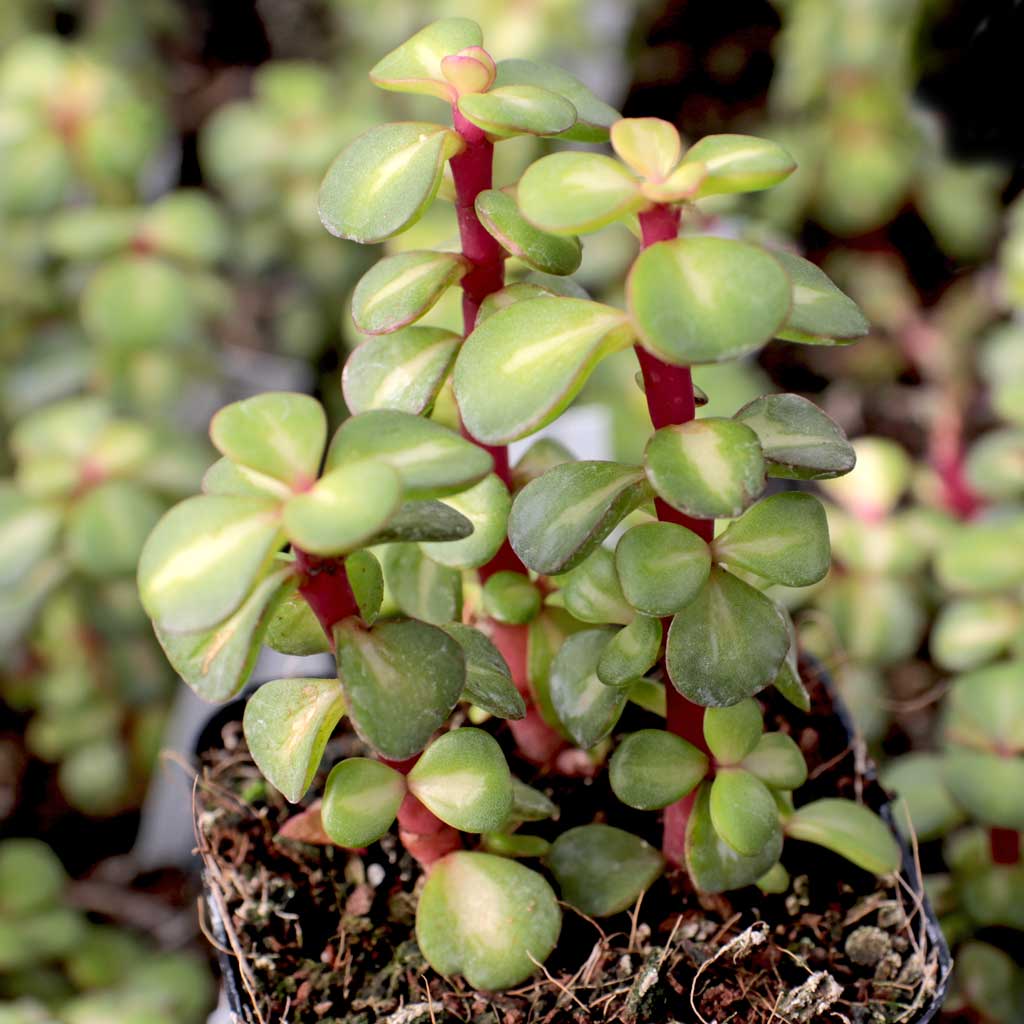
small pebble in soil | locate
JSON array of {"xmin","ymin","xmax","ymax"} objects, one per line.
[{"xmin": 844, "ymin": 925, "xmax": 892, "ymax": 966}]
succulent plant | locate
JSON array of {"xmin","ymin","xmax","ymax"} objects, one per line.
[{"xmin": 136, "ymin": 19, "xmax": 912, "ymax": 992}]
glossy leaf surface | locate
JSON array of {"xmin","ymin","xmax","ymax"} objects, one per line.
[
  {"xmin": 334, "ymin": 619, "xmax": 464, "ymax": 759},
  {"xmin": 351, "ymin": 251, "xmax": 467, "ymax": 335},
  {"xmin": 679, "ymin": 134, "xmax": 795, "ymax": 197},
  {"xmin": 422, "ymin": 474, "xmax": 510, "ymax": 569},
  {"xmin": 455, "ymin": 297, "xmax": 633, "ymax": 443},
  {"xmin": 459, "ymin": 85, "xmax": 576, "ymax": 138},
  {"xmin": 609, "ymin": 730, "xmax": 708, "ymax": 810},
  {"xmin": 509, "ymin": 460, "xmax": 649, "ymax": 575},
  {"xmin": 785, "ymin": 799, "xmax": 901, "ymax": 876},
  {"xmin": 644, "ymin": 419, "xmax": 765, "ymax": 519},
  {"xmin": 615, "ymin": 521, "xmax": 711, "ymax": 616},
  {"xmin": 597, "ymin": 615, "xmax": 662, "ymax": 688},
  {"xmin": 321, "ymin": 758, "xmax": 406, "ymax": 848},
  {"xmin": 629, "ymin": 237, "xmax": 791, "ymax": 364},
  {"xmin": 342, "ymin": 327, "xmax": 459, "ymax": 416},
  {"xmin": 709, "ymin": 769, "xmax": 781, "ymax": 857},
  {"xmin": 417, "ymin": 852, "xmax": 561, "ymax": 990},
  {"xmin": 549, "ymin": 628, "xmax": 625, "ymax": 749},
  {"xmin": 408, "ymin": 729, "xmax": 513, "ymax": 832},
  {"xmin": 243, "ymin": 678, "xmax": 346, "ymax": 802},
  {"xmin": 370, "ymin": 19, "xmax": 484, "ymax": 100},
  {"xmin": 442, "ymin": 623, "xmax": 525, "ymax": 720},
  {"xmin": 774, "ymin": 250, "xmax": 869, "ymax": 345},
  {"xmin": 475, "ymin": 189, "xmax": 581, "ymax": 275},
  {"xmin": 666, "ymin": 569, "xmax": 789, "ymax": 707}
]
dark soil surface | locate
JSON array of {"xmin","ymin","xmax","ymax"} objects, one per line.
[{"xmin": 195, "ymin": 668, "xmax": 946, "ymax": 1024}]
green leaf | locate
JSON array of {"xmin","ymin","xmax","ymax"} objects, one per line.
[
  {"xmin": 442, "ymin": 623, "xmax": 525, "ymax": 719},
  {"xmin": 345, "ymin": 549, "xmax": 385, "ymax": 624},
  {"xmin": 511, "ymin": 437, "xmax": 575, "ymax": 488},
  {"xmin": 609, "ymin": 730, "xmax": 708, "ymax": 809},
  {"xmin": 64, "ymin": 481, "xmax": 165, "ymax": 579},
  {"xmin": 351, "ymin": 251, "xmax": 468, "ymax": 335},
  {"xmin": 157, "ymin": 568, "xmax": 296, "ymax": 701},
  {"xmin": 283, "ymin": 461, "xmax": 402, "ymax": 556},
  {"xmin": 459, "ymin": 85, "xmax": 576, "ymax": 138},
  {"xmin": 615, "ymin": 521, "xmax": 711, "ymax": 617},
  {"xmin": 455, "ymin": 297, "xmax": 633, "ymax": 444},
  {"xmin": 493, "ymin": 59, "xmax": 619, "ymax": 142},
  {"xmin": 943, "ymin": 660, "xmax": 1024, "ymax": 755},
  {"xmin": 371, "ymin": 500, "xmax": 473, "ymax": 544},
  {"xmin": 9, "ymin": 395, "xmax": 108, "ymax": 463},
  {"xmin": 709, "ymin": 769, "xmax": 782, "ymax": 857},
  {"xmin": 265, "ymin": 589, "xmax": 332, "ymax": 656},
  {"xmin": 881, "ymin": 754, "xmax": 965, "ymax": 842},
  {"xmin": 741, "ymin": 732, "xmax": 807, "ymax": 791},
  {"xmin": 370, "ymin": 18, "xmax": 483, "ymax": 100},
  {"xmin": 628, "ymin": 237, "xmax": 791, "ymax": 364},
  {"xmin": 334, "ymin": 619, "xmax": 464, "ymax": 759},
  {"xmin": 408, "ymin": 729, "xmax": 513, "ymax": 832},
  {"xmin": 517, "ymin": 152, "xmax": 641, "ymax": 235},
  {"xmin": 557, "ymin": 547, "xmax": 634, "ymax": 625},
  {"xmin": 138, "ymin": 495, "xmax": 283, "ymax": 634},
  {"xmin": 934, "ymin": 520, "xmax": 1024, "ymax": 595},
  {"xmin": 547, "ymin": 824, "xmax": 664, "ymax": 917},
  {"xmin": 821, "ymin": 575, "xmax": 927, "ymax": 666},
  {"xmin": 965, "ymin": 427, "xmax": 1024, "ymax": 501},
  {"xmin": 508, "ymin": 460, "xmax": 650, "ymax": 575},
  {"xmin": 773, "ymin": 250, "xmax": 869, "ymax": 345},
  {"xmin": 932, "ymin": 597, "xmax": 1022, "ymax": 672},
  {"xmin": 733, "ymin": 393, "xmax": 856, "ymax": 480},
  {"xmin": 482, "ymin": 833, "xmax": 551, "ymax": 859},
  {"xmin": 610, "ymin": 117, "xmax": 682, "ymax": 182},
  {"xmin": 819, "ymin": 437, "xmax": 911, "ymax": 520},
  {"xmin": 383, "ymin": 544, "xmax": 462, "ymax": 625},
  {"xmin": 201, "ymin": 457, "xmax": 292, "ymax": 500},
  {"xmin": 508, "ymin": 778, "xmax": 559, "ymax": 823},
  {"xmin": 678, "ymin": 134, "xmax": 795, "ymax": 197},
  {"xmin": 714, "ymin": 492, "xmax": 830, "ymax": 587},
  {"xmin": 703, "ymin": 700, "xmax": 763, "ymax": 765},
  {"xmin": 81, "ymin": 256, "xmax": 197, "ymax": 352},
  {"xmin": 666, "ymin": 568, "xmax": 789, "ymax": 707},
  {"xmin": 0, "ymin": 489, "xmax": 61, "ymax": 587},
  {"xmin": 477, "ymin": 282, "xmax": 556, "ymax": 322},
  {"xmin": 550, "ymin": 628, "xmax": 626, "ymax": 748},
  {"xmin": 441, "ymin": 47, "xmax": 496, "ymax": 95},
  {"xmin": 945, "ymin": 750, "xmax": 1024, "ymax": 830},
  {"xmin": 644, "ymin": 419, "xmax": 765, "ymax": 519},
  {"xmin": 475, "ymin": 189, "xmax": 581, "ymax": 275},
  {"xmin": 422, "ymin": 475, "xmax": 510, "ymax": 569},
  {"xmin": 210, "ymin": 392, "xmax": 326, "ymax": 490},
  {"xmin": 0, "ymin": 838, "xmax": 66, "ymax": 915},
  {"xmin": 319, "ymin": 122, "xmax": 461, "ymax": 244},
  {"xmin": 342, "ymin": 327, "xmax": 460, "ymax": 416},
  {"xmin": 321, "ymin": 758, "xmax": 406, "ymax": 848},
  {"xmin": 482, "ymin": 571, "xmax": 541, "ymax": 625},
  {"xmin": 685, "ymin": 782, "xmax": 783, "ymax": 893},
  {"xmin": 597, "ymin": 616, "xmax": 662, "ymax": 688},
  {"xmin": 243, "ymin": 677, "xmax": 346, "ymax": 802},
  {"xmin": 417, "ymin": 852, "xmax": 561, "ymax": 990},
  {"xmin": 785, "ymin": 799, "xmax": 901, "ymax": 876},
  {"xmin": 327, "ymin": 410, "xmax": 492, "ymax": 499}
]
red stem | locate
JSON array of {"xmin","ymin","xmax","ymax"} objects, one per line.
[
  {"xmin": 294, "ymin": 549, "xmax": 359, "ymax": 639},
  {"xmin": 990, "ymin": 827, "xmax": 1021, "ymax": 866},
  {"xmin": 636, "ymin": 205, "xmax": 713, "ymax": 865},
  {"xmin": 448, "ymin": 100, "xmax": 565, "ymax": 765}
]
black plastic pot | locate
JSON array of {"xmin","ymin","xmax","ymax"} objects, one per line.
[{"xmin": 194, "ymin": 674, "xmax": 952, "ymax": 1024}]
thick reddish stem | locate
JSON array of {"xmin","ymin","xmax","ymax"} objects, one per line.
[
  {"xmin": 448, "ymin": 101, "xmax": 565, "ymax": 762},
  {"xmin": 637, "ymin": 205, "xmax": 713, "ymax": 865},
  {"xmin": 294, "ymin": 549, "xmax": 359, "ymax": 639},
  {"xmin": 990, "ymin": 826, "xmax": 1021, "ymax": 866}
]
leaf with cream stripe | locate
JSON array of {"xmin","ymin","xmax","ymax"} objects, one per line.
[
  {"xmin": 628, "ymin": 237, "xmax": 791, "ymax": 365},
  {"xmin": 243, "ymin": 677, "xmax": 347, "ymax": 802},
  {"xmin": 455, "ymin": 297, "xmax": 634, "ymax": 444},
  {"xmin": 509, "ymin": 460, "xmax": 651, "ymax": 575},
  {"xmin": 351, "ymin": 251, "xmax": 469, "ymax": 335},
  {"xmin": 677, "ymin": 134, "xmax": 796, "ymax": 197},
  {"xmin": 644, "ymin": 419, "xmax": 765, "ymax": 519},
  {"xmin": 138, "ymin": 495, "xmax": 283, "ymax": 634},
  {"xmin": 773, "ymin": 250, "xmax": 869, "ymax": 345},
  {"xmin": 370, "ymin": 18, "xmax": 483, "ymax": 101},
  {"xmin": 408, "ymin": 729, "xmax": 513, "ymax": 832},
  {"xmin": 734, "ymin": 393, "xmax": 855, "ymax": 480},
  {"xmin": 319, "ymin": 122, "xmax": 462, "ymax": 244},
  {"xmin": 210, "ymin": 392, "xmax": 326, "ymax": 490},
  {"xmin": 322, "ymin": 758, "xmax": 406, "ymax": 847},
  {"xmin": 342, "ymin": 327, "xmax": 459, "ymax": 416},
  {"xmin": 326, "ymin": 410, "xmax": 492, "ymax": 499}
]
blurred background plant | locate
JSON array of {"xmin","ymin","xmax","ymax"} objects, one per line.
[{"xmin": 1, "ymin": 0, "xmax": 1022, "ymax": 1019}]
